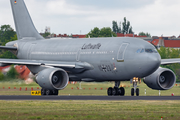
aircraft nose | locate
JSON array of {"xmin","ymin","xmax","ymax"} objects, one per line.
[{"xmin": 147, "ymin": 54, "xmax": 161, "ymax": 73}]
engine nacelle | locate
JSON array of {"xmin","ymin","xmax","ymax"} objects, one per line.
[
  {"xmin": 36, "ymin": 68, "xmax": 69, "ymax": 90},
  {"xmin": 144, "ymin": 67, "xmax": 176, "ymax": 90}
]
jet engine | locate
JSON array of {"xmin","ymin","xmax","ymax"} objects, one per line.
[
  {"xmin": 36, "ymin": 68, "xmax": 69, "ymax": 90},
  {"xmin": 144, "ymin": 67, "xmax": 176, "ymax": 90}
]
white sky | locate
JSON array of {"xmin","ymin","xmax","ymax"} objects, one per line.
[{"xmin": 0, "ymin": 0, "xmax": 180, "ymax": 36}]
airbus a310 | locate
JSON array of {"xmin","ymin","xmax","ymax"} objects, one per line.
[{"xmin": 0, "ymin": 0, "xmax": 178, "ymax": 96}]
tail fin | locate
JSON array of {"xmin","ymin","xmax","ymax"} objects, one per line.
[{"xmin": 10, "ymin": 0, "xmax": 44, "ymax": 40}]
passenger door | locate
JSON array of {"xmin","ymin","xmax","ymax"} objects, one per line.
[{"xmin": 117, "ymin": 43, "xmax": 129, "ymax": 62}]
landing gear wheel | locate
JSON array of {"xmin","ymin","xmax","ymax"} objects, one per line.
[
  {"xmin": 41, "ymin": 88, "xmax": 46, "ymax": 96},
  {"xmin": 107, "ymin": 87, "xmax": 112, "ymax": 96},
  {"xmin": 114, "ymin": 87, "xmax": 119, "ymax": 96},
  {"xmin": 131, "ymin": 88, "xmax": 134, "ymax": 96},
  {"xmin": 120, "ymin": 87, "xmax": 125, "ymax": 96},
  {"xmin": 117, "ymin": 88, "xmax": 121, "ymax": 95},
  {"xmin": 112, "ymin": 88, "xmax": 117, "ymax": 96},
  {"xmin": 136, "ymin": 88, "xmax": 139, "ymax": 96},
  {"xmin": 52, "ymin": 90, "xmax": 59, "ymax": 95},
  {"xmin": 46, "ymin": 89, "xmax": 53, "ymax": 95}
]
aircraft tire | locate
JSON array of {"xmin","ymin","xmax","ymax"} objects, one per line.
[
  {"xmin": 53, "ymin": 89, "xmax": 59, "ymax": 95},
  {"xmin": 107, "ymin": 87, "xmax": 113, "ymax": 96},
  {"xmin": 131, "ymin": 88, "xmax": 134, "ymax": 96},
  {"xmin": 41, "ymin": 88, "xmax": 46, "ymax": 96},
  {"xmin": 114, "ymin": 87, "xmax": 119, "ymax": 95},
  {"xmin": 120, "ymin": 87, "xmax": 125, "ymax": 96},
  {"xmin": 46, "ymin": 89, "xmax": 53, "ymax": 95},
  {"xmin": 117, "ymin": 88, "xmax": 121, "ymax": 95},
  {"xmin": 112, "ymin": 88, "xmax": 117, "ymax": 96},
  {"xmin": 136, "ymin": 88, "xmax": 139, "ymax": 96}
]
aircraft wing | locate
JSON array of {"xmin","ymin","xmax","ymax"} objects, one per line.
[
  {"xmin": 0, "ymin": 59, "xmax": 93, "ymax": 70},
  {"xmin": 161, "ymin": 58, "xmax": 180, "ymax": 65}
]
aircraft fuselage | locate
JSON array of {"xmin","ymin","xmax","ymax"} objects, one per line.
[{"xmin": 7, "ymin": 37, "xmax": 161, "ymax": 82}]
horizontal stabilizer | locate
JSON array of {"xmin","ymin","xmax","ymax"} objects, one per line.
[{"xmin": 0, "ymin": 46, "xmax": 17, "ymax": 51}]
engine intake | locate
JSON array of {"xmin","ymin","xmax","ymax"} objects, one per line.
[
  {"xmin": 144, "ymin": 67, "xmax": 176, "ymax": 90},
  {"xmin": 36, "ymin": 68, "xmax": 69, "ymax": 90}
]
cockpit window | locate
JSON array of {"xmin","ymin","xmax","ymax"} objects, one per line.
[
  {"xmin": 145, "ymin": 49, "xmax": 153, "ymax": 53},
  {"xmin": 136, "ymin": 49, "xmax": 141, "ymax": 53},
  {"xmin": 140, "ymin": 49, "xmax": 145, "ymax": 53},
  {"xmin": 137, "ymin": 48, "xmax": 158, "ymax": 53}
]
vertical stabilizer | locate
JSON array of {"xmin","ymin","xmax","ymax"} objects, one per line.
[{"xmin": 10, "ymin": 0, "xmax": 44, "ymax": 40}]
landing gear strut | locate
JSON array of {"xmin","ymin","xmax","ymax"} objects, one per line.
[
  {"xmin": 131, "ymin": 77, "xmax": 140, "ymax": 96},
  {"xmin": 41, "ymin": 88, "xmax": 59, "ymax": 96},
  {"xmin": 107, "ymin": 81, "xmax": 125, "ymax": 96}
]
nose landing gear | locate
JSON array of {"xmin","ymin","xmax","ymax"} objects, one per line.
[
  {"xmin": 131, "ymin": 77, "xmax": 140, "ymax": 96},
  {"xmin": 107, "ymin": 81, "xmax": 125, "ymax": 96}
]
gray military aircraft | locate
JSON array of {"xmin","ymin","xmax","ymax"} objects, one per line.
[{"xmin": 0, "ymin": 0, "xmax": 178, "ymax": 96}]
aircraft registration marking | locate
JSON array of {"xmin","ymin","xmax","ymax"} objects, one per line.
[{"xmin": 31, "ymin": 91, "xmax": 41, "ymax": 96}]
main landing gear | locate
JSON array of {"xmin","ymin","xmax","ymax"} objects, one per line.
[
  {"xmin": 131, "ymin": 77, "xmax": 140, "ymax": 96},
  {"xmin": 107, "ymin": 81, "xmax": 125, "ymax": 96},
  {"xmin": 41, "ymin": 88, "xmax": 59, "ymax": 96}
]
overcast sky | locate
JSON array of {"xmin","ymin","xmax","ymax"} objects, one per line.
[{"xmin": 0, "ymin": 0, "xmax": 180, "ymax": 36}]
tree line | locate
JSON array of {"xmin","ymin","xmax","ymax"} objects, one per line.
[
  {"xmin": 87, "ymin": 17, "xmax": 151, "ymax": 38},
  {"xmin": 0, "ymin": 25, "xmax": 17, "ymax": 59}
]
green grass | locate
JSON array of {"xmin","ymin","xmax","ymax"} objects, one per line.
[
  {"xmin": 0, "ymin": 80, "xmax": 180, "ymax": 96},
  {"xmin": 0, "ymin": 100, "xmax": 180, "ymax": 120}
]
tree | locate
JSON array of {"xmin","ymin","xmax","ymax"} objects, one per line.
[
  {"xmin": 113, "ymin": 17, "xmax": 133, "ymax": 34},
  {"xmin": 99, "ymin": 27, "xmax": 117, "ymax": 37},
  {"xmin": 6, "ymin": 65, "xmax": 19, "ymax": 79},
  {"xmin": 86, "ymin": 27, "xmax": 100, "ymax": 38},
  {"xmin": 122, "ymin": 17, "xmax": 133, "ymax": 34},
  {"xmin": 0, "ymin": 25, "xmax": 16, "ymax": 44},
  {"xmin": 87, "ymin": 27, "xmax": 116, "ymax": 38},
  {"xmin": 0, "ymin": 34, "xmax": 17, "ymax": 59},
  {"xmin": 2, "ymin": 34, "xmax": 17, "ymax": 46},
  {"xmin": 118, "ymin": 22, "xmax": 121, "ymax": 33},
  {"xmin": 43, "ymin": 32, "xmax": 50, "ymax": 38},
  {"xmin": 0, "ymin": 25, "xmax": 17, "ymax": 59},
  {"xmin": 0, "ymin": 51, "xmax": 17, "ymax": 59},
  {"xmin": 138, "ymin": 32, "xmax": 151, "ymax": 37},
  {"xmin": 128, "ymin": 26, "xmax": 133, "ymax": 34},
  {"xmin": 112, "ymin": 21, "xmax": 119, "ymax": 33}
]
